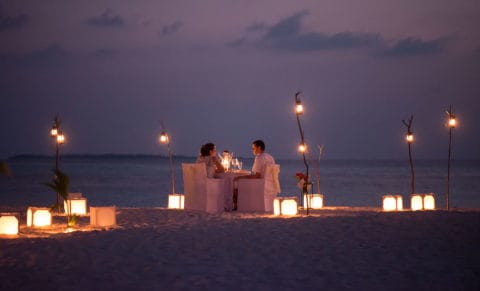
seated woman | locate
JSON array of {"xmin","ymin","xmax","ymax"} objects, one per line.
[{"xmin": 196, "ymin": 143, "xmax": 225, "ymax": 178}]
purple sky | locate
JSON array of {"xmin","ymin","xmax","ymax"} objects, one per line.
[{"xmin": 1, "ymin": 1, "xmax": 479, "ymax": 159}]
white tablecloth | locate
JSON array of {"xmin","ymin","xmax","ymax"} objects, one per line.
[{"xmin": 215, "ymin": 171, "xmax": 250, "ymax": 210}]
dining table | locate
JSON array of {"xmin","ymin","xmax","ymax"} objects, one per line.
[{"xmin": 215, "ymin": 170, "xmax": 251, "ymax": 211}]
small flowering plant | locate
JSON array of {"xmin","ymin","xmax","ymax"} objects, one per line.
[{"xmin": 295, "ymin": 172, "xmax": 311, "ymax": 193}]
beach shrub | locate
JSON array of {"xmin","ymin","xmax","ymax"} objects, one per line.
[{"xmin": 44, "ymin": 168, "xmax": 77, "ymax": 227}]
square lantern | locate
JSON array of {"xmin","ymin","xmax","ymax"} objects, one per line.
[
  {"xmin": 0, "ymin": 215, "xmax": 19, "ymax": 235},
  {"xmin": 168, "ymin": 194, "xmax": 185, "ymax": 209},
  {"xmin": 382, "ymin": 195, "xmax": 403, "ymax": 211},
  {"xmin": 410, "ymin": 193, "xmax": 435, "ymax": 211},
  {"xmin": 274, "ymin": 197, "xmax": 298, "ymax": 216},
  {"xmin": 27, "ymin": 207, "xmax": 52, "ymax": 227},
  {"xmin": 303, "ymin": 194, "xmax": 324, "ymax": 209},
  {"xmin": 90, "ymin": 206, "xmax": 116, "ymax": 227},
  {"xmin": 64, "ymin": 198, "xmax": 88, "ymax": 215}
]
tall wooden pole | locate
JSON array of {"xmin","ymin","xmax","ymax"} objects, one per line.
[
  {"xmin": 295, "ymin": 92, "xmax": 310, "ymax": 215},
  {"xmin": 402, "ymin": 115, "xmax": 415, "ymax": 195}
]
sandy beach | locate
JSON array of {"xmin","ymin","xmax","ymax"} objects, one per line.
[{"xmin": 1, "ymin": 206, "xmax": 479, "ymax": 290}]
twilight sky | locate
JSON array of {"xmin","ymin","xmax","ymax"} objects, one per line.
[{"xmin": 1, "ymin": 0, "xmax": 479, "ymax": 159}]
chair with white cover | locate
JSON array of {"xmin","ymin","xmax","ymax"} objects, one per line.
[
  {"xmin": 182, "ymin": 163, "xmax": 226, "ymax": 214},
  {"xmin": 237, "ymin": 164, "xmax": 281, "ymax": 212}
]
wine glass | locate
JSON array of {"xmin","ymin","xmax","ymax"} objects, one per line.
[{"xmin": 231, "ymin": 158, "xmax": 239, "ymax": 171}]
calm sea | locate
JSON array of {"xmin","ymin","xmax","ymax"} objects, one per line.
[{"xmin": 1, "ymin": 155, "xmax": 479, "ymax": 209}]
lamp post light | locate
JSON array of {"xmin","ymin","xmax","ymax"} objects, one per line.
[
  {"xmin": 160, "ymin": 128, "xmax": 183, "ymax": 209},
  {"xmin": 402, "ymin": 115, "xmax": 415, "ymax": 195},
  {"xmin": 160, "ymin": 130, "xmax": 175, "ymax": 195},
  {"xmin": 446, "ymin": 105, "xmax": 456, "ymax": 211},
  {"xmin": 50, "ymin": 115, "xmax": 66, "ymax": 211},
  {"xmin": 294, "ymin": 92, "xmax": 310, "ymax": 215}
]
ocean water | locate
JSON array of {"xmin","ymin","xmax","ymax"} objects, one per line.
[{"xmin": 1, "ymin": 156, "xmax": 479, "ymax": 209}]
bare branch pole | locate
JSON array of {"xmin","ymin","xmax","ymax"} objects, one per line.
[
  {"xmin": 446, "ymin": 105, "xmax": 455, "ymax": 211},
  {"xmin": 402, "ymin": 114, "xmax": 415, "ymax": 194},
  {"xmin": 161, "ymin": 122, "xmax": 175, "ymax": 195},
  {"xmin": 315, "ymin": 145, "xmax": 325, "ymax": 194},
  {"xmin": 295, "ymin": 92, "xmax": 310, "ymax": 215}
]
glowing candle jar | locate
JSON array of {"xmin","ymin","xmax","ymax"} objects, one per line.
[
  {"xmin": 168, "ymin": 194, "xmax": 185, "ymax": 209},
  {"xmin": 0, "ymin": 215, "xmax": 19, "ymax": 235},
  {"xmin": 303, "ymin": 194, "xmax": 324, "ymax": 209},
  {"xmin": 274, "ymin": 197, "xmax": 298, "ymax": 216},
  {"xmin": 27, "ymin": 207, "xmax": 52, "ymax": 227},
  {"xmin": 382, "ymin": 195, "xmax": 403, "ymax": 211}
]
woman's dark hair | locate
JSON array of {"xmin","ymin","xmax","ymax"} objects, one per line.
[
  {"xmin": 252, "ymin": 140, "xmax": 265, "ymax": 151},
  {"xmin": 200, "ymin": 143, "xmax": 215, "ymax": 157}
]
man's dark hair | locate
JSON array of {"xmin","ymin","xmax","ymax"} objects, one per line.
[
  {"xmin": 200, "ymin": 143, "xmax": 215, "ymax": 157},
  {"xmin": 252, "ymin": 140, "xmax": 265, "ymax": 151}
]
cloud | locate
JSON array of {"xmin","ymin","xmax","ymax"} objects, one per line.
[
  {"xmin": 231, "ymin": 10, "xmax": 448, "ymax": 58},
  {"xmin": 379, "ymin": 37, "xmax": 449, "ymax": 57},
  {"xmin": 91, "ymin": 48, "xmax": 118, "ymax": 58},
  {"xmin": 246, "ymin": 22, "xmax": 267, "ymax": 33},
  {"xmin": 0, "ymin": 44, "xmax": 71, "ymax": 68},
  {"xmin": 0, "ymin": 10, "xmax": 29, "ymax": 31},
  {"xmin": 87, "ymin": 9, "xmax": 125, "ymax": 27},
  {"xmin": 234, "ymin": 10, "xmax": 382, "ymax": 52},
  {"xmin": 160, "ymin": 21, "xmax": 183, "ymax": 36}
]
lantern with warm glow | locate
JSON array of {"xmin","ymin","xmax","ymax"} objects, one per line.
[
  {"xmin": 406, "ymin": 133, "xmax": 414, "ymax": 143},
  {"xmin": 0, "ymin": 215, "xmax": 19, "ymax": 235},
  {"xmin": 298, "ymin": 143, "xmax": 307, "ymax": 153},
  {"xmin": 424, "ymin": 194, "xmax": 435, "ymax": 210},
  {"xmin": 410, "ymin": 193, "xmax": 435, "ymax": 211},
  {"xmin": 27, "ymin": 207, "xmax": 52, "ymax": 227},
  {"xmin": 274, "ymin": 197, "xmax": 298, "ymax": 216},
  {"xmin": 168, "ymin": 194, "xmax": 184, "ymax": 209},
  {"xmin": 295, "ymin": 101, "xmax": 304, "ymax": 115},
  {"xmin": 64, "ymin": 198, "xmax": 87, "ymax": 215},
  {"xmin": 382, "ymin": 195, "xmax": 403, "ymax": 211},
  {"xmin": 159, "ymin": 131, "xmax": 169, "ymax": 144},
  {"xmin": 303, "ymin": 194, "xmax": 324, "ymax": 209},
  {"xmin": 90, "ymin": 206, "xmax": 116, "ymax": 227}
]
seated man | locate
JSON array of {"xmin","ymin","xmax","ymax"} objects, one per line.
[{"xmin": 233, "ymin": 139, "xmax": 275, "ymax": 210}]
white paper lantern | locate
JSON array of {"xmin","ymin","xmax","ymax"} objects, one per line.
[
  {"xmin": 410, "ymin": 193, "xmax": 435, "ymax": 211},
  {"xmin": 383, "ymin": 195, "xmax": 403, "ymax": 211},
  {"xmin": 423, "ymin": 194, "xmax": 435, "ymax": 210},
  {"xmin": 64, "ymin": 198, "xmax": 88, "ymax": 215},
  {"xmin": 90, "ymin": 206, "xmax": 116, "ymax": 227},
  {"xmin": 27, "ymin": 207, "xmax": 52, "ymax": 227},
  {"xmin": 274, "ymin": 197, "xmax": 298, "ymax": 216},
  {"xmin": 303, "ymin": 194, "xmax": 324, "ymax": 209},
  {"xmin": 168, "ymin": 194, "xmax": 185, "ymax": 209},
  {"xmin": 0, "ymin": 215, "xmax": 19, "ymax": 235}
]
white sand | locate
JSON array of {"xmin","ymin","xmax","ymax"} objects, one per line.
[{"xmin": 1, "ymin": 206, "xmax": 479, "ymax": 290}]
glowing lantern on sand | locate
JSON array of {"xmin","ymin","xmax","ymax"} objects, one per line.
[
  {"xmin": 168, "ymin": 194, "xmax": 184, "ymax": 209},
  {"xmin": 64, "ymin": 198, "xmax": 87, "ymax": 215},
  {"xmin": 27, "ymin": 207, "xmax": 52, "ymax": 227},
  {"xmin": 90, "ymin": 206, "xmax": 116, "ymax": 227},
  {"xmin": 382, "ymin": 195, "xmax": 403, "ymax": 211},
  {"xmin": 274, "ymin": 197, "xmax": 298, "ymax": 216},
  {"xmin": 411, "ymin": 194, "xmax": 435, "ymax": 211},
  {"xmin": 0, "ymin": 215, "xmax": 19, "ymax": 235},
  {"xmin": 303, "ymin": 194, "xmax": 324, "ymax": 209}
]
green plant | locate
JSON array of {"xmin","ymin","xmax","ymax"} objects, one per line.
[{"xmin": 44, "ymin": 168, "xmax": 77, "ymax": 227}]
